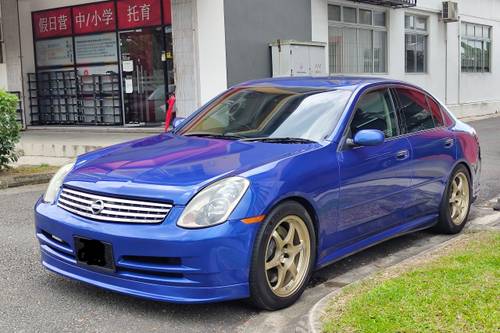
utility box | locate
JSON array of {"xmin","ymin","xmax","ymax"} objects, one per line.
[{"xmin": 270, "ymin": 40, "xmax": 327, "ymax": 77}]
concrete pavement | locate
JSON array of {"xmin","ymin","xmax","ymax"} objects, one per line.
[{"xmin": 1, "ymin": 117, "xmax": 499, "ymax": 332}]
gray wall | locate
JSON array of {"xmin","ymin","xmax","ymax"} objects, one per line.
[
  {"xmin": 223, "ymin": 0, "xmax": 311, "ymax": 87},
  {"xmin": 172, "ymin": 0, "xmax": 199, "ymax": 117}
]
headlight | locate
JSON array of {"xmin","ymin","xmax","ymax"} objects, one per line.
[
  {"xmin": 177, "ymin": 177, "xmax": 249, "ymax": 229},
  {"xmin": 43, "ymin": 162, "xmax": 75, "ymax": 204}
]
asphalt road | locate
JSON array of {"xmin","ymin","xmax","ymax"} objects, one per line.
[{"xmin": 1, "ymin": 117, "xmax": 499, "ymax": 333}]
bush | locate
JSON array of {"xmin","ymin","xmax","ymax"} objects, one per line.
[{"xmin": 0, "ymin": 91, "xmax": 21, "ymax": 170}]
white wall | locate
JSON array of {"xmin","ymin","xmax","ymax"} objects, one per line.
[
  {"xmin": 311, "ymin": 0, "xmax": 329, "ymax": 69},
  {"xmin": 195, "ymin": 0, "xmax": 227, "ymax": 105},
  {"xmin": 313, "ymin": 0, "xmax": 500, "ymax": 118}
]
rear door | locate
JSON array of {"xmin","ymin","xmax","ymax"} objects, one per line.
[
  {"xmin": 393, "ymin": 87, "xmax": 457, "ymax": 220},
  {"xmin": 335, "ymin": 88, "xmax": 414, "ymax": 247}
]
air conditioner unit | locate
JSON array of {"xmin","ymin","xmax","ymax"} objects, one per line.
[{"xmin": 442, "ymin": 1, "xmax": 458, "ymax": 23}]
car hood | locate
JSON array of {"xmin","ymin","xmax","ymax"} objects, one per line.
[{"xmin": 64, "ymin": 133, "xmax": 319, "ymax": 205}]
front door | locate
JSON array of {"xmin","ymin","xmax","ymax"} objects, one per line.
[
  {"xmin": 119, "ymin": 27, "xmax": 166, "ymax": 126},
  {"xmin": 335, "ymin": 88, "xmax": 414, "ymax": 247}
]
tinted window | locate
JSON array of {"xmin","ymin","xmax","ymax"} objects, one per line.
[
  {"xmin": 350, "ymin": 89, "xmax": 398, "ymax": 138},
  {"xmin": 396, "ymin": 88, "xmax": 434, "ymax": 133},
  {"xmin": 427, "ymin": 96, "xmax": 444, "ymax": 127}
]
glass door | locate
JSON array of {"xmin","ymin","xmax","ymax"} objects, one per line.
[{"xmin": 119, "ymin": 27, "xmax": 166, "ymax": 126}]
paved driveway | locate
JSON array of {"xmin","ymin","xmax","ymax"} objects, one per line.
[{"xmin": 1, "ymin": 117, "xmax": 499, "ymax": 333}]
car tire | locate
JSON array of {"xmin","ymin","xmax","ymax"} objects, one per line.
[
  {"xmin": 434, "ymin": 164, "xmax": 472, "ymax": 234},
  {"xmin": 249, "ymin": 201, "xmax": 316, "ymax": 311}
]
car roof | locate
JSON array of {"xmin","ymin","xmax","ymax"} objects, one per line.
[{"xmin": 235, "ymin": 76, "xmax": 401, "ymax": 91}]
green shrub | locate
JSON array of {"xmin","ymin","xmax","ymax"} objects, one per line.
[{"xmin": 0, "ymin": 91, "xmax": 21, "ymax": 170}]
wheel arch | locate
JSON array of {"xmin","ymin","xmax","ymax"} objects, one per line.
[
  {"xmin": 446, "ymin": 159, "xmax": 475, "ymax": 200},
  {"xmin": 266, "ymin": 195, "xmax": 320, "ymax": 262},
  {"xmin": 451, "ymin": 160, "xmax": 473, "ymax": 185}
]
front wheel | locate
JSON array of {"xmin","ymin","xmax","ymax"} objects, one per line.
[
  {"xmin": 249, "ymin": 201, "xmax": 316, "ymax": 310},
  {"xmin": 434, "ymin": 165, "xmax": 472, "ymax": 234}
]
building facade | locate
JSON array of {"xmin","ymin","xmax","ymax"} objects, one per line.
[{"xmin": 0, "ymin": 0, "xmax": 499, "ymax": 128}]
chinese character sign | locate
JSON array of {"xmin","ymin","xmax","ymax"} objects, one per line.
[
  {"xmin": 33, "ymin": 8, "xmax": 72, "ymax": 39},
  {"xmin": 117, "ymin": 0, "xmax": 161, "ymax": 29},
  {"xmin": 72, "ymin": 2, "xmax": 116, "ymax": 35},
  {"xmin": 33, "ymin": 0, "xmax": 172, "ymax": 40}
]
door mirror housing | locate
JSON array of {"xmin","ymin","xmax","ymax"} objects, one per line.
[
  {"xmin": 350, "ymin": 129, "xmax": 385, "ymax": 147},
  {"xmin": 172, "ymin": 117, "xmax": 186, "ymax": 129}
]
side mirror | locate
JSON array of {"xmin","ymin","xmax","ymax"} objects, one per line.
[
  {"xmin": 172, "ymin": 117, "xmax": 186, "ymax": 129},
  {"xmin": 350, "ymin": 129, "xmax": 385, "ymax": 147}
]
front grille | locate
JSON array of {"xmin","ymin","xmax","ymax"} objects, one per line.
[{"xmin": 57, "ymin": 187, "xmax": 172, "ymax": 224}]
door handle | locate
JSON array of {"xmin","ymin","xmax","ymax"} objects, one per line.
[
  {"xmin": 396, "ymin": 150, "xmax": 409, "ymax": 161},
  {"xmin": 444, "ymin": 138, "xmax": 454, "ymax": 148}
]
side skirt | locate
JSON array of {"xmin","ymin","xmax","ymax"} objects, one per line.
[{"xmin": 315, "ymin": 214, "xmax": 438, "ymax": 270}]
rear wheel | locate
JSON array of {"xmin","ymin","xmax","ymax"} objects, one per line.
[
  {"xmin": 434, "ymin": 165, "xmax": 472, "ymax": 234},
  {"xmin": 249, "ymin": 201, "xmax": 316, "ymax": 310}
]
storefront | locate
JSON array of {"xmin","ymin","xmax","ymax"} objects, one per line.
[{"xmin": 29, "ymin": 0, "xmax": 173, "ymax": 126}]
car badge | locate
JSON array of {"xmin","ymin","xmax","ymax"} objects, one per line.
[{"xmin": 90, "ymin": 200, "xmax": 105, "ymax": 215}]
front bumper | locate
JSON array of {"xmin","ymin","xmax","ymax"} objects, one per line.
[{"xmin": 34, "ymin": 199, "xmax": 260, "ymax": 303}]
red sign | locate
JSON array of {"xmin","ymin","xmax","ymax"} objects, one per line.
[
  {"xmin": 33, "ymin": 8, "xmax": 73, "ymax": 39},
  {"xmin": 163, "ymin": 0, "xmax": 172, "ymax": 25},
  {"xmin": 72, "ymin": 2, "xmax": 116, "ymax": 35},
  {"xmin": 117, "ymin": 0, "xmax": 162, "ymax": 29}
]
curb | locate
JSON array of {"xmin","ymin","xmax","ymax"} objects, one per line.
[
  {"xmin": 306, "ymin": 232, "xmax": 474, "ymax": 333},
  {"xmin": 0, "ymin": 172, "xmax": 54, "ymax": 189}
]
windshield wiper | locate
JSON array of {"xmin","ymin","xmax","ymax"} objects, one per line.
[
  {"xmin": 184, "ymin": 132, "xmax": 244, "ymax": 140},
  {"xmin": 241, "ymin": 137, "xmax": 317, "ymax": 144}
]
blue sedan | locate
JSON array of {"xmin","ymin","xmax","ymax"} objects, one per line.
[{"xmin": 34, "ymin": 77, "xmax": 481, "ymax": 310}]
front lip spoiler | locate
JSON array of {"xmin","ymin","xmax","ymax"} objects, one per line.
[{"xmin": 41, "ymin": 251, "xmax": 250, "ymax": 304}]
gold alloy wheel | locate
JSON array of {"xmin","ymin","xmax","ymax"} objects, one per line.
[
  {"xmin": 264, "ymin": 215, "xmax": 311, "ymax": 298},
  {"xmin": 449, "ymin": 172, "xmax": 470, "ymax": 225}
]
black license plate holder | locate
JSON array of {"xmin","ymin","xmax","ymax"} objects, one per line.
[{"xmin": 74, "ymin": 236, "xmax": 115, "ymax": 272}]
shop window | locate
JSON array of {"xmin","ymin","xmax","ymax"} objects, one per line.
[
  {"xmin": 461, "ymin": 22, "xmax": 491, "ymax": 73},
  {"xmin": 328, "ymin": 4, "xmax": 387, "ymax": 74},
  {"xmin": 405, "ymin": 14, "xmax": 428, "ymax": 73}
]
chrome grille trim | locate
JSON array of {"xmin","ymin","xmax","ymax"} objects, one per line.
[{"xmin": 57, "ymin": 187, "xmax": 172, "ymax": 224}]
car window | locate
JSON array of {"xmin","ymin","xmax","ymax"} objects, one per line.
[
  {"xmin": 179, "ymin": 87, "xmax": 352, "ymax": 142},
  {"xmin": 396, "ymin": 88, "xmax": 435, "ymax": 133},
  {"xmin": 350, "ymin": 89, "xmax": 399, "ymax": 138},
  {"xmin": 427, "ymin": 96, "xmax": 445, "ymax": 127},
  {"xmin": 440, "ymin": 105, "xmax": 454, "ymax": 126}
]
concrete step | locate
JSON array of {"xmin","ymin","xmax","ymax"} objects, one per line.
[
  {"xmin": 17, "ymin": 142, "xmax": 103, "ymax": 158},
  {"xmin": 16, "ymin": 129, "xmax": 155, "ymax": 165}
]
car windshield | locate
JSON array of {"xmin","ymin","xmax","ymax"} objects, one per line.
[{"xmin": 177, "ymin": 86, "xmax": 352, "ymax": 142}]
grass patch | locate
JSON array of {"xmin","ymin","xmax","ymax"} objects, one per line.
[
  {"xmin": 0, "ymin": 164, "xmax": 58, "ymax": 177},
  {"xmin": 322, "ymin": 232, "xmax": 500, "ymax": 333}
]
